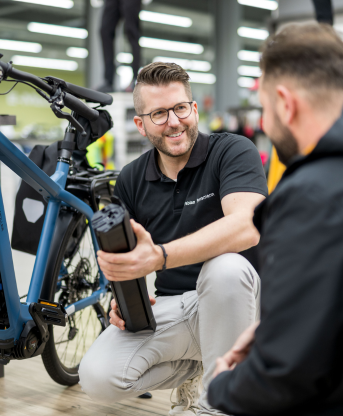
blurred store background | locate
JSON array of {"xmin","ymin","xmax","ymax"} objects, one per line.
[
  {"xmin": 0, "ymin": 0, "xmax": 341, "ymax": 175},
  {"xmin": 2, "ymin": 0, "xmax": 343, "ymax": 169}
]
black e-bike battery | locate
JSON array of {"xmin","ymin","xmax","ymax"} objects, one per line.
[{"xmin": 91, "ymin": 199, "xmax": 156, "ymax": 333}]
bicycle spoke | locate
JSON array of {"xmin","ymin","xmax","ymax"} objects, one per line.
[
  {"xmin": 92, "ymin": 308, "xmax": 97, "ymax": 341},
  {"xmin": 55, "ymin": 326, "xmax": 68, "ymax": 344},
  {"xmin": 71, "ymin": 309, "xmax": 88, "ymax": 367},
  {"xmin": 81, "ymin": 307, "xmax": 93, "ymax": 363},
  {"xmin": 52, "ymin": 218, "xmax": 108, "ymax": 372},
  {"xmin": 64, "ymin": 312, "xmax": 83, "ymax": 367}
]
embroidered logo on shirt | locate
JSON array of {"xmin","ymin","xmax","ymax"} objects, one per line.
[
  {"xmin": 197, "ymin": 193, "xmax": 215, "ymax": 203},
  {"xmin": 184, "ymin": 193, "xmax": 215, "ymax": 206}
]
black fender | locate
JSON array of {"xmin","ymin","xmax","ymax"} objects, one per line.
[{"xmin": 40, "ymin": 208, "xmax": 82, "ymax": 301}]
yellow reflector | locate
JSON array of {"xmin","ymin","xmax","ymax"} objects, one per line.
[{"xmin": 39, "ymin": 300, "xmax": 58, "ymax": 308}]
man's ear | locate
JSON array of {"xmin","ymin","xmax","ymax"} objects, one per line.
[
  {"xmin": 134, "ymin": 116, "xmax": 147, "ymax": 137},
  {"xmin": 192, "ymin": 101, "xmax": 199, "ymax": 122},
  {"xmin": 275, "ymin": 85, "xmax": 296, "ymax": 126}
]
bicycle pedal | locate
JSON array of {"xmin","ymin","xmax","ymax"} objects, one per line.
[{"xmin": 33, "ymin": 299, "xmax": 68, "ymax": 327}]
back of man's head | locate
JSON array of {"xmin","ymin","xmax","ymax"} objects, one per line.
[
  {"xmin": 260, "ymin": 22, "xmax": 343, "ymax": 101},
  {"xmin": 133, "ymin": 62, "xmax": 192, "ymax": 114}
]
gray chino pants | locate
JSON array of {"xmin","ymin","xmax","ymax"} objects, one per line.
[{"xmin": 79, "ymin": 253, "xmax": 260, "ymax": 415}]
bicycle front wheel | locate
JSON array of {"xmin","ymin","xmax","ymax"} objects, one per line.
[{"xmin": 41, "ymin": 212, "xmax": 111, "ymax": 386}]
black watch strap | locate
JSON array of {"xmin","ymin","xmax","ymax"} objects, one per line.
[{"xmin": 156, "ymin": 244, "xmax": 168, "ymax": 272}]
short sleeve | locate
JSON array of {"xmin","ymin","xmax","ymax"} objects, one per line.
[
  {"xmin": 113, "ymin": 170, "xmax": 137, "ymax": 220},
  {"xmin": 217, "ymin": 135, "xmax": 268, "ymax": 200}
]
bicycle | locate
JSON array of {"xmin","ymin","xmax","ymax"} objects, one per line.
[{"xmin": 0, "ymin": 54, "xmax": 118, "ymax": 386}]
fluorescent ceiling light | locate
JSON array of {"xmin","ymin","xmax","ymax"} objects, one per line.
[
  {"xmin": 11, "ymin": 55, "xmax": 78, "ymax": 71},
  {"xmin": 116, "ymin": 65, "xmax": 133, "ymax": 89},
  {"xmin": 238, "ymin": 77, "xmax": 255, "ymax": 88},
  {"xmin": 187, "ymin": 71, "xmax": 216, "ymax": 84},
  {"xmin": 238, "ymin": 26, "xmax": 268, "ymax": 40},
  {"xmin": 238, "ymin": 65, "xmax": 261, "ymax": 77},
  {"xmin": 238, "ymin": 50, "xmax": 260, "ymax": 62},
  {"xmin": 13, "ymin": 0, "xmax": 74, "ymax": 8},
  {"xmin": 28, "ymin": 22, "xmax": 88, "ymax": 39},
  {"xmin": 139, "ymin": 37, "xmax": 203, "ymax": 54},
  {"xmin": 139, "ymin": 10, "xmax": 192, "ymax": 27},
  {"xmin": 117, "ymin": 52, "xmax": 133, "ymax": 64},
  {"xmin": 0, "ymin": 39, "xmax": 42, "ymax": 53},
  {"xmin": 153, "ymin": 56, "xmax": 211, "ymax": 72},
  {"xmin": 90, "ymin": 0, "xmax": 103, "ymax": 7},
  {"xmin": 237, "ymin": 0, "xmax": 278, "ymax": 10},
  {"xmin": 66, "ymin": 47, "xmax": 88, "ymax": 58}
]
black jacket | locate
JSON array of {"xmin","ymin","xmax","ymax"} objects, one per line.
[{"xmin": 208, "ymin": 114, "xmax": 343, "ymax": 416}]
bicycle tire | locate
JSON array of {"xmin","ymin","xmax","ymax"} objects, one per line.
[{"xmin": 41, "ymin": 191, "xmax": 112, "ymax": 386}]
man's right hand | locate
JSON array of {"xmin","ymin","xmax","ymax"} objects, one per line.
[{"xmin": 109, "ymin": 296, "xmax": 156, "ymax": 330}]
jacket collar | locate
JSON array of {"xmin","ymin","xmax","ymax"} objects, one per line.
[
  {"xmin": 283, "ymin": 111, "xmax": 343, "ymax": 179},
  {"xmin": 253, "ymin": 111, "xmax": 343, "ymax": 232},
  {"xmin": 145, "ymin": 131, "xmax": 210, "ymax": 181}
]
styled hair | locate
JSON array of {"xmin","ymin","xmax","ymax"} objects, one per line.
[
  {"xmin": 133, "ymin": 62, "xmax": 192, "ymax": 114},
  {"xmin": 260, "ymin": 22, "xmax": 343, "ymax": 92}
]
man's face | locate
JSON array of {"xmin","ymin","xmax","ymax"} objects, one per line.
[
  {"xmin": 136, "ymin": 82, "xmax": 199, "ymax": 158},
  {"xmin": 259, "ymin": 80, "xmax": 299, "ymax": 165}
]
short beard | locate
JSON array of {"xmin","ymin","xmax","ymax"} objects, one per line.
[
  {"xmin": 144, "ymin": 122, "xmax": 198, "ymax": 158},
  {"xmin": 271, "ymin": 112, "xmax": 299, "ymax": 165}
]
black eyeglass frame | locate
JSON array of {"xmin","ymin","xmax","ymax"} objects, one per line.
[{"xmin": 138, "ymin": 101, "xmax": 194, "ymax": 125}]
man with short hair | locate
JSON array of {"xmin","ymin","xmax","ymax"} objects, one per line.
[
  {"xmin": 79, "ymin": 62, "xmax": 268, "ymax": 415},
  {"xmin": 209, "ymin": 22, "xmax": 343, "ymax": 416}
]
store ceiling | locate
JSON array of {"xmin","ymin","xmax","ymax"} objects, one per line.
[{"xmin": 0, "ymin": 0, "xmax": 270, "ymax": 74}]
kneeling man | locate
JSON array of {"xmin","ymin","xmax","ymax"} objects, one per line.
[{"xmin": 79, "ymin": 62, "xmax": 267, "ymax": 416}]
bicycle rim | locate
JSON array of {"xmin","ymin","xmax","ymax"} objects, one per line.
[{"xmin": 42, "ymin": 214, "xmax": 111, "ymax": 385}]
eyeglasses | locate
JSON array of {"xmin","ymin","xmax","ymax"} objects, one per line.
[{"xmin": 138, "ymin": 101, "xmax": 194, "ymax": 125}]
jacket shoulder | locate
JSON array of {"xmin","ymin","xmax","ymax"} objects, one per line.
[{"xmin": 277, "ymin": 156, "xmax": 343, "ymax": 199}]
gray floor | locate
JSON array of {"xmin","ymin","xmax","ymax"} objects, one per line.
[{"xmin": 0, "ymin": 355, "xmax": 172, "ymax": 416}]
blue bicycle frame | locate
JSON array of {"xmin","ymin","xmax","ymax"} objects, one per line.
[{"xmin": 0, "ymin": 130, "xmax": 109, "ymax": 345}]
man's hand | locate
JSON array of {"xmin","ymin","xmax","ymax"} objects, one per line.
[
  {"xmin": 97, "ymin": 219, "xmax": 164, "ymax": 281},
  {"xmin": 212, "ymin": 321, "xmax": 260, "ymax": 378},
  {"xmin": 109, "ymin": 296, "xmax": 156, "ymax": 330}
]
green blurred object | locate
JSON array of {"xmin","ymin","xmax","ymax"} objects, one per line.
[{"xmin": 86, "ymin": 131, "xmax": 115, "ymax": 170}]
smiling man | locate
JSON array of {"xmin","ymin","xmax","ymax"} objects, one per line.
[{"xmin": 79, "ymin": 62, "xmax": 268, "ymax": 416}]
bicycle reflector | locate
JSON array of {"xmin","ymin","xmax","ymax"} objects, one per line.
[{"xmin": 91, "ymin": 198, "xmax": 156, "ymax": 333}]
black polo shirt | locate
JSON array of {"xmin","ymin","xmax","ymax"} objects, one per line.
[{"xmin": 113, "ymin": 132, "xmax": 268, "ymax": 296}]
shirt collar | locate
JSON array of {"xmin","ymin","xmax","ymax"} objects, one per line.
[{"xmin": 145, "ymin": 131, "xmax": 210, "ymax": 181}]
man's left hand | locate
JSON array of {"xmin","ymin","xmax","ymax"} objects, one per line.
[
  {"xmin": 212, "ymin": 321, "xmax": 260, "ymax": 378},
  {"xmin": 97, "ymin": 219, "xmax": 164, "ymax": 281}
]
